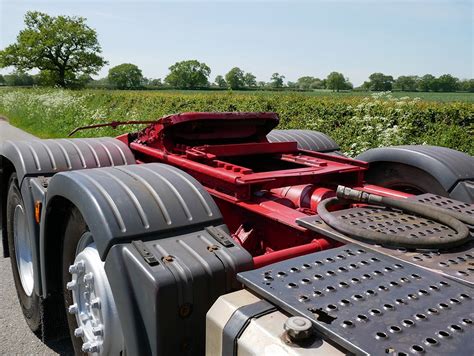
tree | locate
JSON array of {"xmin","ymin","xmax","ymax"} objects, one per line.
[
  {"xmin": 257, "ymin": 81, "xmax": 266, "ymax": 88},
  {"xmin": 243, "ymin": 72, "xmax": 257, "ymax": 88},
  {"xmin": 366, "ymin": 72, "xmax": 394, "ymax": 91},
  {"xmin": 0, "ymin": 11, "xmax": 106, "ymax": 88},
  {"xmin": 108, "ymin": 63, "xmax": 144, "ymax": 89},
  {"xmin": 215, "ymin": 75, "xmax": 227, "ymax": 88},
  {"xmin": 297, "ymin": 76, "xmax": 315, "ymax": 90},
  {"xmin": 436, "ymin": 74, "xmax": 458, "ymax": 92},
  {"xmin": 394, "ymin": 76, "xmax": 418, "ymax": 91},
  {"xmin": 225, "ymin": 67, "xmax": 245, "ymax": 89},
  {"xmin": 86, "ymin": 77, "xmax": 109, "ymax": 89},
  {"xmin": 3, "ymin": 71, "xmax": 34, "ymax": 86},
  {"xmin": 165, "ymin": 60, "xmax": 210, "ymax": 89},
  {"xmin": 310, "ymin": 78, "xmax": 325, "ymax": 90},
  {"xmin": 459, "ymin": 79, "xmax": 474, "ymax": 92},
  {"xmin": 326, "ymin": 72, "xmax": 349, "ymax": 92},
  {"xmin": 417, "ymin": 74, "xmax": 435, "ymax": 92},
  {"xmin": 148, "ymin": 78, "xmax": 163, "ymax": 88},
  {"xmin": 270, "ymin": 73, "xmax": 285, "ymax": 88}
]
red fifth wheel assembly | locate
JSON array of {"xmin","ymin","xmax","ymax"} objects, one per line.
[{"xmin": 0, "ymin": 112, "xmax": 473, "ymax": 355}]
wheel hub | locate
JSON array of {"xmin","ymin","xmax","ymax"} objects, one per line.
[
  {"xmin": 67, "ymin": 233, "xmax": 123, "ymax": 355},
  {"xmin": 13, "ymin": 204, "xmax": 34, "ymax": 296}
]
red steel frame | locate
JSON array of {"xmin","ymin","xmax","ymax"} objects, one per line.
[{"xmin": 117, "ymin": 112, "xmax": 412, "ymax": 267}]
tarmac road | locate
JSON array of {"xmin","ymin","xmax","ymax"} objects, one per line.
[{"xmin": 0, "ymin": 117, "xmax": 73, "ymax": 355}]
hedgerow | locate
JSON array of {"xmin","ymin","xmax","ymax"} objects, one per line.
[{"xmin": 0, "ymin": 88, "xmax": 472, "ymax": 156}]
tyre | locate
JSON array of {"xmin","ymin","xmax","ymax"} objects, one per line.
[
  {"xmin": 6, "ymin": 173, "xmax": 41, "ymax": 333},
  {"xmin": 364, "ymin": 162, "xmax": 447, "ymax": 196},
  {"xmin": 62, "ymin": 207, "xmax": 124, "ymax": 355},
  {"xmin": 267, "ymin": 129, "xmax": 341, "ymax": 153}
]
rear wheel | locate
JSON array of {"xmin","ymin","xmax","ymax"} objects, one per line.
[
  {"xmin": 62, "ymin": 207, "xmax": 124, "ymax": 355},
  {"xmin": 364, "ymin": 162, "xmax": 448, "ymax": 196},
  {"xmin": 6, "ymin": 173, "xmax": 41, "ymax": 333}
]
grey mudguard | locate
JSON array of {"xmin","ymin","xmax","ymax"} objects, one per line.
[
  {"xmin": 105, "ymin": 225, "xmax": 253, "ymax": 355},
  {"xmin": 0, "ymin": 137, "xmax": 134, "ymax": 281},
  {"xmin": 42, "ymin": 163, "xmax": 224, "ymax": 260},
  {"xmin": 267, "ymin": 129, "xmax": 340, "ymax": 153},
  {"xmin": 1, "ymin": 137, "xmax": 135, "ymax": 184},
  {"xmin": 357, "ymin": 145, "xmax": 474, "ymax": 193}
]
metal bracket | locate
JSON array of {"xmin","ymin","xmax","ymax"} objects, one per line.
[
  {"xmin": 222, "ymin": 300, "xmax": 276, "ymax": 356},
  {"xmin": 132, "ymin": 240, "xmax": 159, "ymax": 266},
  {"xmin": 206, "ymin": 226, "xmax": 235, "ymax": 248}
]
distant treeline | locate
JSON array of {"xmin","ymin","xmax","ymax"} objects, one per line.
[
  {"xmin": 0, "ymin": 62, "xmax": 471, "ymax": 94},
  {"xmin": 1, "ymin": 12, "xmax": 472, "ymax": 93},
  {"xmin": 1, "ymin": 68, "xmax": 472, "ymax": 93}
]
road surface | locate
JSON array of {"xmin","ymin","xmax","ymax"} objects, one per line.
[{"xmin": 0, "ymin": 117, "xmax": 73, "ymax": 355}]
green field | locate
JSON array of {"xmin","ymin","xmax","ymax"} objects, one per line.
[
  {"xmin": 122, "ymin": 89, "xmax": 474, "ymax": 103},
  {"xmin": 0, "ymin": 88, "xmax": 472, "ymax": 156}
]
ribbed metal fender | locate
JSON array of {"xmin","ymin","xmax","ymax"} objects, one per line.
[
  {"xmin": 267, "ymin": 129, "xmax": 339, "ymax": 152},
  {"xmin": 42, "ymin": 163, "xmax": 223, "ymax": 260},
  {"xmin": 1, "ymin": 137, "xmax": 135, "ymax": 184},
  {"xmin": 356, "ymin": 145, "xmax": 474, "ymax": 192}
]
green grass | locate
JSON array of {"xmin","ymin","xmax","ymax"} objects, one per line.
[{"xmin": 0, "ymin": 88, "xmax": 472, "ymax": 156}]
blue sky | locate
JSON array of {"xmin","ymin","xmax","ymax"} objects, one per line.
[{"xmin": 0, "ymin": 0, "xmax": 472, "ymax": 85}]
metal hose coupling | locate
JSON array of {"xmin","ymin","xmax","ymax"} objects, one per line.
[{"xmin": 336, "ymin": 186, "xmax": 382, "ymax": 204}]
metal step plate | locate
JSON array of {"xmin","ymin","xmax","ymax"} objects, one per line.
[
  {"xmin": 238, "ymin": 244, "xmax": 474, "ymax": 355},
  {"xmin": 414, "ymin": 194, "xmax": 474, "ymax": 216},
  {"xmin": 296, "ymin": 194, "xmax": 474, "ymax": 286}
]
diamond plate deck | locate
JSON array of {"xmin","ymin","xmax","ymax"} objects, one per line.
[
  {"xmin": 238, "ymin": 245, "xmax": 474, "ymax": 355},
  {"xmin": 297, "ymin": 194, "xmax": 474, "ymax": 286}
]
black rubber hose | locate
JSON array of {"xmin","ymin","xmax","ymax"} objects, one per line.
[{"xmin": 317, "ymin": 188, "xmax": 471, "ymax": 249}]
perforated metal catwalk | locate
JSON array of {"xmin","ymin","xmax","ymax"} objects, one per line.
[
  {"xmin": 297, "ymin": 194, "xmax": 474, "ymax": 286},
  {"xmin": 238, "ymin": 244, "xmax": 474, "ymax": 355}
]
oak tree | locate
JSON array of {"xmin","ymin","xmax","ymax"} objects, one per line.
[{"xmin": 0, "ymin": 11, "xmax": 106, "ymax": 88}]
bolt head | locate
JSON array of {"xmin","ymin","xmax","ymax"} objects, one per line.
[
  {"xmin": 82, "ymin": 342, "xmax": 91, "ymax": 352},
  {"xmin": 284, "ymin": 316, "xmax": 313, "ymax": 341},
  {"xmin": 83, "ymin": 272, "xmax": 94, "ymax": 284},
  {"xmin": 82, "ymin": 342, "xmax": 100, "ymax": 353},
  {"xmin": 92, "ymin": 325, "xmax": 103, "ymax": 336},
  {"xmin": 74, "ymin": 327, "xmax": 84, "ymax": 338},
  {"xmin": 69, "ymin": 260, "xmax": 85, "ymax": 274}
]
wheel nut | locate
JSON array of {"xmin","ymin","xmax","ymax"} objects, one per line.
[
  {"xmin": 92, "ymin": 325, "xmax": 103, "ymax": 336},
  {"xmin": 66, "ymin": 280, "xmax": 77, "ymax": 290},
  {"xmin": 284, "ymin": 316, "xmax": 313, "ymax": 341},
  {"xmin": 82, "ymin": 342, "xmax": 100, "ymax": 353},
  {"xmin": 68, "ymin": 304, "xmax": 78, "ymax": 314},
  {"xmin": 74, "ymin": 327, "xmax": 84, "ymax": 337},
  {"xmin": 83, "ymin": 272, "xmax": 94, "ymax": 284},
  {"xmin": 69, "ymin": 260, "xmax": 85, "ymax": 274}
]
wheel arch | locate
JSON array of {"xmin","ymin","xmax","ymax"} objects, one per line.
[
  {"xmin": 267, "ymin": 129, "xmax": 341, "ymax": 153},
  {"xmin": 40, "ymin": 163, "xmax": 224, "ymax": 296},
  {"xmin": 1, "ymin": 137, "xmax": 135, "ymax": 295},
  {"xmin": 357, "ymin": 145, "xmax": 474, "ymax": 202}
]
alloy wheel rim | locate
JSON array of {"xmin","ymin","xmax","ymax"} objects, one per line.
[
  {"xmin": 67, "ymin": 232, "xmax": 124, "ymax": 355},
  {"xmin": 13, "ymin": 204, "xmax": 34, "ymax": 296}
]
